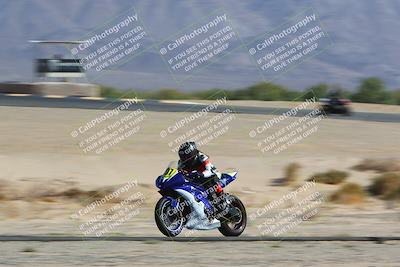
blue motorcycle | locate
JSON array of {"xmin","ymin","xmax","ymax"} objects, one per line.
[{"xmin": 155, "ymin": 161, "xmax": 247, "ymax": 237}]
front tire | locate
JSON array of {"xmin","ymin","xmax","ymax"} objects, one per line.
[
  {"xmin": 154, "ymin": 197, "xmax": 184, "ymax": 237},
  {"xmin": 218, "ymin": 195, "xmax": 247, "ymax": 236},
  {"xmin": 343, "ymin": 107, "xmax": 352, "ymax": 116}
]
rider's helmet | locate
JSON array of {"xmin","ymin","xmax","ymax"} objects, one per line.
[{"xmin": 178, "ymin": 141, "xmax": 198, "ymax": 163}]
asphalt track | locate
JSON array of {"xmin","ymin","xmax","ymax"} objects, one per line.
[
  {"xmin": 0, "ymin": 94, "xmax": 399, "ymax": 123},
  {"xmin": 1, "ymin": 235, "xmax": 399, "ymax": 242}
]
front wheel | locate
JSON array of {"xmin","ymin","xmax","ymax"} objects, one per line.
[
  {"xmin": 343, "ymin": 107, "xmax": 352, "ymax": 116},
  {"xmin": 218, "ymin": 195, "xmax": 247, "ymax": 236},
  {"xmin": 154, "ymin": 197, "xmax": 184, "ymax": 237}
]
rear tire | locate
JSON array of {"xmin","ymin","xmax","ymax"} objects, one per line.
[
  {"xmin": 154, "ymin": 197, "xmax": 184, "ymax": 237},
  {"xmin": 218, "ymin": 195, "xmax": 247, "ymax": 236},
  {"xmin": 320, "ymin": 106, "xmax": 329, "ymax": 116}
]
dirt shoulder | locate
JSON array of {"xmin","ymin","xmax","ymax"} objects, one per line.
[{"xmin": 0, "ymin": 106, "xmax": 399, "ymax": 236}]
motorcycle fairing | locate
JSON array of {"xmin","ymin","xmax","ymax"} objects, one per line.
[{"xmin": 156, "ymin": 167, "xmax": 238, "ymax": 230}]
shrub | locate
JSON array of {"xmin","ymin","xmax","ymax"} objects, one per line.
[
  {"xmin": 100, "ymin": 86, "xmax": 125, "ymax": 98},
  {"xmin": 191, "ymin": 88, "xmax": 226, "ymax": 99},
  {"xmin": 100, "ymin": 86, "xmax": 139, "ymax": 99},
  {"xmin": 330, "ymin": 183, "xmax": 366, "ymax": 204},
  {"xmin": 21, "ymin": 247, "xmax": 36, "ymax": 253},
  {"xmin": 387, "ymin": 187, "xmax": 400, "ymax": 200},
  {"xmin": 351, "ymin": 77, "xmax": 391, "ymax": 104},
  {"xmin": 283, "ymin": 163, "xmax": 302, "ymax": 185},
  {"xmin": 99, "ymin": 79, "xmax": 400, "ymax": 105},
  {"xmin": 392, "ymin": 90, "xmax": 400, "ymax": 105},
  {"xmin": 0, "ymin": 179, "xmax": 12, "ymax": 201},
  {"xmin": 241, "ymin": 82, "xmax": 290, "ymax": 101},
  {"xmin": 153, "ymin": 89, "xmax": 188, "ymax": 99},
  {"xmin": 368, "ymin": 172, "xmax": 400, "ymax": 200},
  {"xmin": 387, "ymin": 187, "xmax": 400, "ymax": 201},
  {"xmin": 352, "ymin": 158, "xmax": 400, "ymax": 173},
  {"xmin": 301, "ymin": 83, "xmax": 328, "ymax": 100},
  {"xmin": 309, "ymin": 170, "xmax": 349, "ymax": 184}
]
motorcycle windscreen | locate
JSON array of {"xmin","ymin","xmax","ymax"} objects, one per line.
[
  {"xmin": 162, "ymin": 171, "xmax": 186, "ymax": 189},
  {"xmin": 219, "ymin": 172, "xmax": 238, "ymax": 188}
]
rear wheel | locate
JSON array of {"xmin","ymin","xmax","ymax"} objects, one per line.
[
  {"xmin": 218, "ymin": 195, "xmax": 247, "ymax": 236},
  {"xmin": 154, "ymin": 197, "xmax": 184, "ymax": 237}
]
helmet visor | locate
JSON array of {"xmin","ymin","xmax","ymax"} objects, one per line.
[{"xmin": 179, "ymin": 149, "xmax": 197, "ymax": 162}]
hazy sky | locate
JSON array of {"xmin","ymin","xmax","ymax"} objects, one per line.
[{"xmin": 0, "ymin": 0, "xmax": 399, "ymax": 91}]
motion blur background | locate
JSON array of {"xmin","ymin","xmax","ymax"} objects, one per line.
[{"xmin": 1, "ymin": 0, "xmax": 400, "ymax": 91}]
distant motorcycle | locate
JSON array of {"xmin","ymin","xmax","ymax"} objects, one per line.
[
  {"xmin": 154, "ymin": 161, "xmax": 246, "ymax": 237},
  {"xmin": 319, "ymin": 97, "xmax": 352, "ymax": 115}
]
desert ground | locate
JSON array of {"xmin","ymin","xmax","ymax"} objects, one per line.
[
  {"xmin": 1, "ymin": 241, "xmax": 400, "ymax": 267},
  {"xmin": 0, "ymin": 101, "xmax": 399, "ymax": 266}
]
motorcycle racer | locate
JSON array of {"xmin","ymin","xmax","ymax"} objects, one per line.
[{"xmin": 177, "ymin": 141, "xmax": 223, "ymax": 195}]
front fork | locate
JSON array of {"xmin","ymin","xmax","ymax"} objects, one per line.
[{"xmin": 209, "ymin": 192, "xmax": 233, "ymax": 219}]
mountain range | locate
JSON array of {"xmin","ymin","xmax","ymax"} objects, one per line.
[{"xmin": 0, "ymin": 0, "xmax": 399, "ymax": 91}]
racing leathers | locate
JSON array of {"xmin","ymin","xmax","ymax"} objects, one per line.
[{"xmin": 178, "ymin": 152, "xmax": 222, "ymax": 193}]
